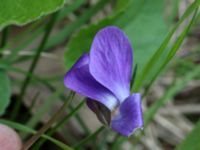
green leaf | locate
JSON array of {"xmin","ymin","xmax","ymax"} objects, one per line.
[
  {"xmin": 176, "ymin": 120, "xmax": 200, "ymax": 150},
  {"xmin": 0, "ymin": 0, "xmax": 65, "ymax": 29},
  {"xmin": 9, "ymin": 0, "xmax": 86, "ymax": 62},
  {"xmin": 6, "ymin": 0, "xmax": 108, "ymax": 63},
  {"xmin": 123, "ymin": 0, "xmax": 167, "ymax": 73},
  {"xmin": 64, "ymin": 0, "xmax": 168, "ymax": 73},
  {"xmin": 0, "ymin": 71, "xmax": 11, "ymax": 115}
]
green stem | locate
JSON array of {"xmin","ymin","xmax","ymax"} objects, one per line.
[
  {"xmin": 0, "ymin": 27, "xmax": 9, "ymax": 56},
  {"xmin": 11, "ymin": 12, "xmax": 59, "ymax": 120},
  {"xmin": 69, "ymin": 105, "xmax": 90, "ymax": 134},
  {"xmin": 53, "ymin": 101, "xmax": 85, "ymax": 132},
  {"xmin": 42, "ymin": 80, "xmax": 90, "ymax": 134},
  {"xmin": 33, "ymin": 100, "xmax": 85, "ymax": 149},
  {"xmin": 111, "ymin": 135, "xmax": 124, "ymax": 150},
  {"xmin": 73, "ymin": 126, "xmax": 105, "ymax": 149},
  {"xmin": 21, "ymin": 92, "xmax": 74, "ymax": 150},
  {"xmin": 23, "ymin": 92, "xmax": 40, "ymax": 122}
]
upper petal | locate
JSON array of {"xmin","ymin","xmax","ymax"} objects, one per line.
[
  {"xmin": 111, "ymin": 93, "xmax": 143, "ymax": 137},
  {"xmin": 64, "ymin": 54, "xmax": 118, "ymax": 110},
  {"xmin": 89, "ymin": 26, "xmax": 133, "ymax": 102}
]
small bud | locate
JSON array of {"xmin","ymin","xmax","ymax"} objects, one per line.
[{"xmin": 0, "ymin": 124, "xmax": 22, "ymax": 150}]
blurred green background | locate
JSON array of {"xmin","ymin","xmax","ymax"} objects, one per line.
[{"xmin": 0, "ymin": 0, "xmax": 200, "ymax": 150}]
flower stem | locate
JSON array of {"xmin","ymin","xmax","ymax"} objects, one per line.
[
  {"xmin": 0, "ymin": 27, "xmax": 9, "ymax": 57},
  {"xmin": 11, "ymin": 12, "xmax": 59, "ymax": 120},
  {"xmin": 21, "ymin": 92, "xmax": 74, "ymax": 150},
  {"xmin": 73, "ymin": 126, "xmax": 105, "ymax": 149},
  {"xmin": 32, "ymin": 100, "xmax": 85, "ymax": 150}
]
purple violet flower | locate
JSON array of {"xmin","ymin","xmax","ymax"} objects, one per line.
[{"xmin": 64, "ymin": 26, "xmax": 143, "ymax": 136}]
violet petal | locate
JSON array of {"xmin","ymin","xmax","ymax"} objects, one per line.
[
  {"xmin": 111, "ymin": 93, "xmax": 143, "ymax": 137},
  {"xmin": 89, "ymin": 26, "xmax": 133, "ymax": 101},
  {"xmin": 64, "ymin": 54, "xmax": 118, "ymax": 110}
]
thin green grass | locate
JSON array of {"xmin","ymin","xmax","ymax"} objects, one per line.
[{"xmin": 133, "ymin": 0, "xmax": 200, "ymax": 92}]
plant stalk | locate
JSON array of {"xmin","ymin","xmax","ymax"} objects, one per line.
[
  {"xmin": 21, "ymin": 92, "xmax": 74, "ymax": 150},
  {"xmin": 11, "ymin": 12, "xmax": 59, "ymax": 120},
  {"xmin": 0, "ymin": 27, "xmax": 9, "ymax": 57}
]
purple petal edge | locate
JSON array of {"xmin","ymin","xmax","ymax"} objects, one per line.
[{"xmin": 111, "ymin": 93, "xmax": 143, "ymax": 137}]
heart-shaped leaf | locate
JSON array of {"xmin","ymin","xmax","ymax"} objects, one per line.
[{"xmin": 0, "ymin": 0, "xmax": 65, "ymax": 29}]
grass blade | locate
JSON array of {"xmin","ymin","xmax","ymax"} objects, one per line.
[
  {"xmin": 133, "ymin": 0, "xmax": 200, "ymax": 91},
  {"xmin": 144, "ymin": 8, "xmax": 198, "ymax": 94},
  {"xmin": 11, "ymin": 12, "xmax": 59, "ymax": 120}
]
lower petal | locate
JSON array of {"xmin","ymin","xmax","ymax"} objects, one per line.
[{"xmin": 111, "ymin": 93, "xmax": 143, "ymax": 137}]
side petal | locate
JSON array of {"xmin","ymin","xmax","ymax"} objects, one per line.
[
  {"xmin": 111, "ymin": 93, "xmax": 143, "ymax": 137},
  {"xmin": 64, "ymin": 54, "xmax": 118, "ymax": 110},
  {"xmin": 89, "ymin": 26, "xmax": 133, "ymax": 101}
]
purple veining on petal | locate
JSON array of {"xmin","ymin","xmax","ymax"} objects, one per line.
[
  {"xmin": 111, "ymin": 93, "xmax": 143, "ymax": 137},
  {"xmin": 89, "ymin": 26, "xmax": 133, "ymax": 102},
  {"xmin": 64, "ymin": 54, "xmax": 118, "ymax": 110}
]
